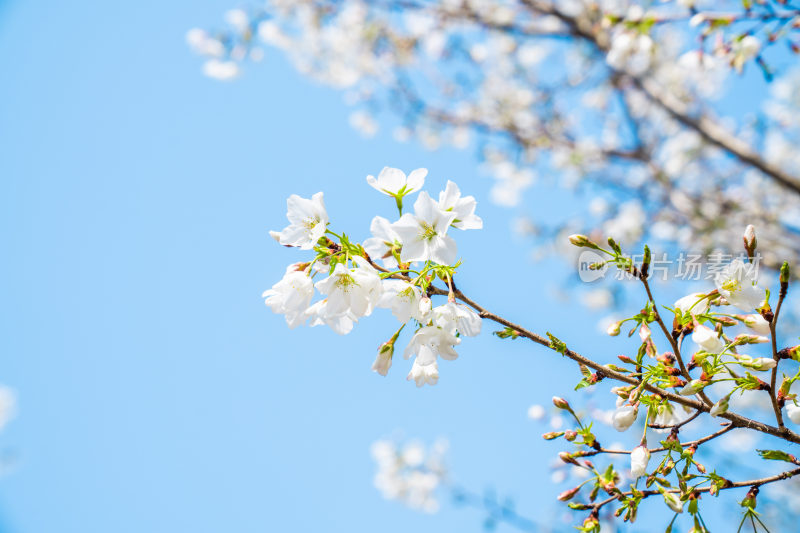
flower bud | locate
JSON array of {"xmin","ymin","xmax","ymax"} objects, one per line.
[
  {"xmin": 715, "ymin": 315, "xmax": 738, "ymax": 327},
  {"xmin": 778, "ymin": 345, "xmax": 800, "ymax": 361},
  {"xmin": 542, "ymin": 431, "xmax": 564, "ymax": 440},
  {"xmin": 662, "ymin": 491, "xmax": 684, "ymax": 514},
  {"xmin": 639, "ymin": 322, "xmax": 651, "ymax": 342},
  {"xmin": 552, "ymin": 396, "xmax": 571, "ymax": 410},
  {"xmin": 610, "ymin": 386, "xmax": 631, "ymax": 399},
  {"xmin": 607, "ymin": 321, "xmax": 621, "ymax": 336},
  {"xmin": 738, "ymin": 356, "xmax": 777, "ymax": 371},
  {"xmin": 612, "ymin": 405, "xmax": 638, "ymax": 432},
  {"xmin": 568, "ymin": 234, "xmax": 599, "ymax": 249},
  {"xmin": 558, "ymin": 487, "xmax": 581, "ymax": 501},
  {"xmin": 641, "ymin": 245, "xmax": 651, "ymax": 278},
  {"xmin": 781, "ymin": 261, "xmax": 790, "ymax": 297},
  {"xmin": 741, "ymin": 486, "xmax": 759, "ymax": 510},
  {"xmin": 732, "ymin": 334, "xmax": 769, "ymax": 345},
  {"xmin": 564, "ymin": 430, "xmax": 578, "ymax": 442},
  {"xmin": 743, "ymin": 225, "xmax": 757, "ymax": 259},
  {"xmin": 679, "ymin": 379, "xmax": 706, "ymax": 396},
  {"xmin": 559, "ymin": 452, "xmax": 580, "ymax": 466},
  {"xmin": 582, "ymin": 514, "xmax": 599, "ymax": 529},
  {"xmin": 371, "ymin": 342, "xmax": 394, "ymax": 377},
  {"xmin": 709, "ymin": 396, "xmax": 729, "ymax": 417},
  {"xmin": 630, "ymin": 445, "xmax": 650, "ymax": 478}
]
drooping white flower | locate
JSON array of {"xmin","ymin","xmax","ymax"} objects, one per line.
[
  {"xmin": 315, "ymin": 257, "xmax": 382, "ymax": 318},
  {"xmin": 612, "ymin": 405, "xmax": 638, "ymax": 432},
  {"xmin": 630, "ymin": 445, "xmax": 650, "ymax": 478},
  {"xmin": 692, "ymin": 322, "xmax": 725, "ymax": 353},
  {"xmin": 714, "ymin": 259, "xmax": 765, "ymax": 311},
  {"xmin": 379, "ymin": 280, "xmax": 429, "ymax": 323},
  {"xmin": 272, "ymin": 192, "xmax": 329, "ymax": 249},
  {"xmin": 432, "ymin": 302, "xmax": 482, "ymax": 337},
  {"xmin": 367, "ymin": 167, "xmax": 427, "ymax": 197},
  {"xmin": 407, "ymin": 357, "xmax": 440, "ymax": 387},
  {"xmin": 393, "ymin": 192, "xmax": 458, "ymax": 265},
  {"xmin": 372, "ymin": 343, "xmax": 394, "ymax": 376},
  {"xmin": 786, "ymin": 402, "xmax": 800, "ymax": 425},
  {"xmin": 262, "ymin": 265, "xmax": 314, "ymax": 328},
  {"xmin": 305, "ymin": 300, "xmax": 356, "ymax": 335},
  {"xmin": 674, "ymin": 293, "xmax": 709, "ymax": 317},
  {"xmin": 363, "ymin": 216, "xmax": 402, "ymax": 268},
  {"xmin": 437, "ymin": 180, "xmax": 483, "ymax": 230},
  {"xmin": 652, "ymin": 402, "xmax": 689, "ymax": 430},
  {"xmin": 404, "ymin": 326, "xmax": 461, "ymax": 363}
]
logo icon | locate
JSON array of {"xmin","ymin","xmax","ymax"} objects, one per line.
[{"xmin": 577, "ymin": 250, "xmax": 608, "ymax": 283}]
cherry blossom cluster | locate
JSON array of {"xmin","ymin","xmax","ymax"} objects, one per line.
[
  {"xmin": 263, "ymin": 167, "xmax": 483, "ymax": 386},
  {"xmin": 529, "ymin": 226, "xmax": 800, "ymax": 531},
  {"xmin": 370, "ymin": 438, "xmax": 448, "ymax": 513},
  {"xmin": 264, "ymin": 179, "xmax": 800, "ymax": 529},
  {"xmin": 189, "ymin": 0, "xmax": 800, "ymax": 284}
]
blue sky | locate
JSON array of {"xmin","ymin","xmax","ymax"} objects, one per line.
[{"xmin": 0, "ymin": 1, "xmax": 780, "ymax": 532}]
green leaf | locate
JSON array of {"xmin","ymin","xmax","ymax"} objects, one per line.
[
  {"xmin": 661, "ymin": 439, "xmax": 683, "ymax": 454},
  {"xmin": 757, "ymin": 449, "xmax": 798, "ymax": 463},
  {"xmin": 493, "ymin": 327, "xmax": 520, "ymax": 340},
  {"xmin": 547, "ymin": 332, "xmax": 567, "ymax": 354}
]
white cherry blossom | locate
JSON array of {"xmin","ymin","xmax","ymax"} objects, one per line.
[
  {"xmin": 674, "ymin": 293, "xmax": 709, "ymax": 317},
  {"xmin": 432, "ymin": 302, "xmax": 482, "ymax": 337},
  {"xmin": 273, "ymin": 192, "xmax": 329, "ymax": 249},
  {"xmin": 367, "ymin": 167, "xmax": 427, "ymax": 197},
  {"xmin": 630, "ymin": 445, "xmax": 650, "ymax": 478},
  {"xmin": 692, "ymin": 322, "xmax": 725, "ymax": 353},
  {"xmin": 262, "ymin": 264, "xmax": 314, "ymax": 328},
  {"xmin": 612, "ymin": 405, "xmax": 638, "ymax": 432},
  {"xmin": 407, "ymin": 358, "xmax": 440, "ymax": 387},
  {"xmin": 305, "ymin": 300, "xmax": 356, "ymax": 335},
  {"xmin": 379, "ymin": 280, "xmax": 429, "ymax": 324},
  {"xmin": 363, "ymin": 216, "xmax": 402, "ymax": 268},
  {"xmin": 437, "ymin": 180, "xmax": 483, "ymax": 230},
  {"xmin": 714, "ymin": 259, "xmax": 765, "ymax": 311},
  {"xmin": 393, "ymin": 192, "xmax": 458, "ymax": 265},
  {"xmin": 372, "ymin": 346, "xmax": 393, "ymax": 376},
  {"xmin": 404, "ymin": 326, "xmax": 461, "ymax": 363},
  {"xmin": 652, "ymin": 402, "xmax": 689, "ymax": 430},
  {"xmin": 315, "ymin": 257, "xmax": 382, "ymax": 318}
]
